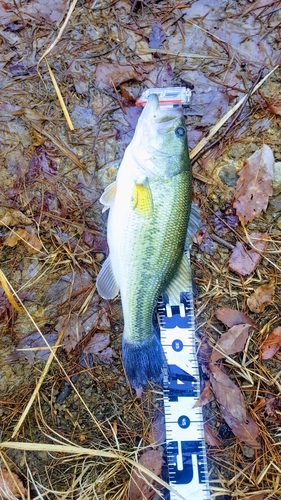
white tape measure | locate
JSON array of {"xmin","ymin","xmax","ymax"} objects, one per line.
[{"xmin": 158, "ymin": 293, "xmax": 210, "ymax": 499}]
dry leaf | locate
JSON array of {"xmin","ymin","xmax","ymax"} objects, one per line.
[
  {"xmin": 0, "ymin": 207, "xmax": 32, "ymax": 227},
  {"xmin": 210, "ymin": 364, "xmax": 260, "ymax": 448},
  {"xmin": 0, "ymin": 469, "xmax": 27, "ymax": 499},
  {"xmin": 229, "ymin": 232, "xmax": 268, "ymax": 276},
  {"xmin": 260, "ymin": 326, "xmax": 281, "ymax": 360},
  {"xmin": 211, "ymin": 324, "xmax": 253, "ymax": 363},
  {"xmin": 0, "ymin": 270, "xmax": 21, "ymax": 312},
  {"xmin": 56, "ymin": 314, "xmax": 84, "ymax": 354},
  {"xmin": 233, "ymin": 145, "xmax": 274, "ymax": 224},
  {"xmin": 128, "ymin": 448, "xmax": 163, "ymax": 500},
  {"xmin": 84, "ymin": 333, "xmax": 110, "ymax": 354},
  {"xmin": 245, "ymin": 496, "xmax": 264, "ymax": 500},
  {"xmin": 95, "ymin": 62, "xmax": 143, "ymax": 89},
  {"xmin": 247, "ymin": 280, "xmax": 275, "ymax": 313},
  {"xmin": 215, "ymin": 307, "xmax": 257, "ymax": 328},
  {"xmin": 204, "ymin": 422, "xmax": 222, "ymax": 447},
  {"xmin": 4, "ymin": 227, "xmax": 42, "ymax": 254},
  {"xmin": 193, "ymin": 380, "xmax": 214, "ymax": 407}
]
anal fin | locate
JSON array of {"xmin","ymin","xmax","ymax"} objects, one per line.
[
  {"xmin": 164, "ymin": 253, "xmax": 192, "ymax": 305},
  {"xmin": 96, "ymin": 255, "xmax": 119, "ymax": 299}
]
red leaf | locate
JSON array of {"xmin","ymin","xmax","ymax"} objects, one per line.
[
  {"xmin": 193, "ymin": 380, "xmax": 214, "ymax": 407},
  {"xmin": 211, "ymin": 324, "xmax": 253, "ymax": 363},
  {"xmin": 210, "ymin": 364, "xmax": 260, "ymax": 448},
  {"xmin": 260, "ymin": 326, "xmax": 281, "ymax": 360},
  {"xmin": 233, "ymin": 145, "xmax": 274, "ymax": 224},
  {"xmin": 247, "ymin": 280, "xmax": 275, "ymax": 313},
  {"xmin": 204, "ymin": 422, "xmax": 222, "ymax": 447},
  {"xmin": 215, "ymin": 307, "xmax": 257, "ymax": 328},
  {"xmin": 128, "ymin": 448, "xmax": 163, "ymax": 500},
  {"xmin": 229, "ymin": 232, "xmax": 268, "ymax": 276},
  {"xmin": 0, "ymin": 469, "xmax": 27, "ymax": 499}
]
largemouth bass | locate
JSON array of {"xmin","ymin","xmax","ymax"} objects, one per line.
[{"xmin": 96, "ymin": 94, "xmax": 192, "ymax": 390}]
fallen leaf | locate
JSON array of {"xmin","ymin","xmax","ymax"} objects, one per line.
[
  {"xmin": 95, "ymin": 62, "xmax": 143, "ymax": 89},
  {"xmin": 0, "ymin": 469, "xmax": 27, "ymax": 499},
  {"xmin": 256, "ymin": 394, "xmax": 281, "ymax": 423},
  {"xmin": 211, "ymin": 206, "xmax": 239, "ymax": 236},
  {"xmin": 9, "ymin": 331, "xmax": 58, "ymax": 364},
  {"xmin": 260, "ymin": 326, "xmax": 281, "ymax": 360},
  {"xmin": 98, "ymin": 347, "xmax": 117, "ymax": 365},
  {"xmin": 211, "ymin": 324, "xmax": 253, "ymax": 363},
  {"xmin": 215, "ymin": 307, "xmax": 257, "ymax": 328},
  {"xmin": 247, "ymin": 280, "xmax": 275, "ymax": 313},
  {"xmin": 0, "ymin": 270, "xmax": 21, "ymax": 312},
  {"xmin": 149, "ymin": 22, "xmax": 166, "ymax": 49},
  {"xmin": 0, "ymin": 207, "xmax": 32, "ymax": 227},
  {"xmin": 194, "ymin": 225, "xmax": 214, "ymax": 255},
  {"xmin": 84, "ymin": 333, "xmax": 110, "ymax": 354},
  {"xmin": 26, "ymin": 147, "xmax": 57, "ymax": 181},
  {"xmin": 210, "ymin": 364, "xmax": 260, "ymax": 448},
  {"xmin": 4, "ymin": 227, "xmax": 42, "ymax": 254},
  {"xmin": 193, "ymin": 380, "xmax": 214, "ymax": 407},
  {"xmin": 229, "ymin": 232, "xmax": 268, "ymax": 276},
  {"xmin": 56, "ymin": 314, "xmax": 84, "ymax": 354},
  {"xmin": 128, "ymin": 448, "xmax": 163, "ymax": 500},
  {"xmin": 204, "ymin": 422, "xmax": 222, "ymax": 447},
  {"xmin": 244, "ymin": 495, "xmax": 264, "ymax": 500},
  {"xmin": 233, "ymin": 145, "xmax": 274, "ymax": 224}
]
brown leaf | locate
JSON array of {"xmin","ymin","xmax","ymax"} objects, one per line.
[
  {"xmin": 193, "ymin": 380, "xmax": 214, "ymax": 407},
  {"xmin": 229, "ymin": 232, "xmax": 268, "ymax": 276},
  {"xmin": 128, "ymin": 448, "xmax": 163, "ymax": 500},
  {"xmin": 0, "ymin": 469, "xmax": 27, "ymax": 499},
  {"xmin": 95, "ymin": 62, "xmax": 143, "ymax": 89},
  {"xmin": 233, "ymin": 145, "xmax": 274, "ymax": 224},
  {"xmin": 260, "ymin": 326, "xmax": 281, "ymax": 360},
  {"xmin": 210, "ymin": 364, "xmax": 260, "ymax": 448},
  {"xmin": 84, "ymin": 333, "xmax": 110, "ymax": 354},
  {"xmin": 211, "ymin": 324, "xmax": 253, "ymax": 363},
  {"xmin": 266, "ymin": 101, "xmax": 281, "ymax": 116},
  {"xmin": 0, "ymin": 207, "xmax": 32, "ymax": 227},
  {"xmin": 204, "ymin": 422, "xmax": 222, "ymax": 447},
  {"xmin": 56, "ymin": 314, "xmax": 84, "ymax": 353},
  {"xmin": 245, "ymin": 496, "xmax": 264, "ymax": 500},
  {"xmin": 247, "ymin": 280, "xmax": 275, "ymax": 313},
  {"xmin": 215, "ymin": 307, "xmax": 257, "ymax": 328},
  {"xmin": 4, "ymin": 227, "xmax": 42, "ymax": 254}
]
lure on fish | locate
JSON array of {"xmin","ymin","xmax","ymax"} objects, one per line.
[{"xmin": 96, "ymin": 93, "xmax": 193, "ymax": 390}]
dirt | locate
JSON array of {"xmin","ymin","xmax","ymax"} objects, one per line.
[{"xmin": 0, "ymin": 0, "xmax": 281, "ymax": 499}]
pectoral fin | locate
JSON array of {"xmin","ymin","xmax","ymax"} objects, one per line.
[
  {"xmin": 165, "ymin": 253, "xmax": 192, "ymax": 305},
  {"xmin": 96, "ymin": 256, "xmax": 119, "ymax": 299},
  {"xmin": 99, "ymin": 181, "xmax": 117, "ymax": 213},
  {"xmin": 132, "ymin": 180, "xmax": 153, "ymax": 218}
]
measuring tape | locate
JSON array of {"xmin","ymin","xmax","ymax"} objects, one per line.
[{"xmin": 158, "ymin": 293, "xmax": 210, "ymax": 499}]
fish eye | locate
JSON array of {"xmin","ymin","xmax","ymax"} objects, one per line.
[{"xmin": 175, "ymin": 127, "xmax": 185, "ymax": 138}]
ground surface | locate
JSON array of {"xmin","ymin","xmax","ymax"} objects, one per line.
[{"xmin": 0, "ymin": 0, "xmax": 281, "ymax": 499}]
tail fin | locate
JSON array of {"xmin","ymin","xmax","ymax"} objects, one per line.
[{"xmin": 122, "ymin": 330, "xmax": 165, "ymax": 390}]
